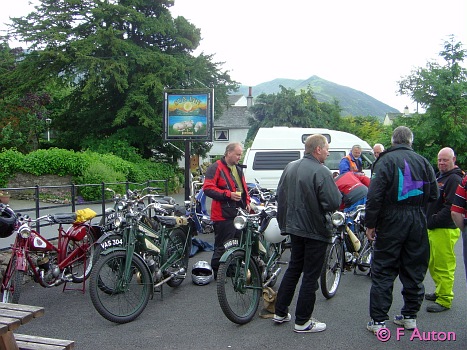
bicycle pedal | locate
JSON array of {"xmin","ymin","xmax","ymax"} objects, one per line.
[{"xmin": 276, "ymin": 261, "xmax": 288, "ymax": 265}]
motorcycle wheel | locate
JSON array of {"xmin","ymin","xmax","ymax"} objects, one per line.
[
  {"xmin": 165, "ymin": 228, "xmax": 190, "ymax": 288},
  {"xmin": 217, "ymin": 250, "xmax": 262, "ymax": 325},
  {"xmin": 68, "ymin": 230, "xmax": 96, "ymax": 283},
  {"xmin": 357, "ymin": 237, "xmax": 373, "ymax": 272},
  {"xmin": 89, "ymin": 250, "xmax": 151, "ymax": 324},
  {"xmin": 320, "ymin": 241, "xmax": 342, "ymax": 299},
  {"xmin": 265, "ymin": 242, "xmax": 282, "ymax": 288},
  {"xmin": 93, "ymin": 234, "xmax": 124, "ymax": 294},
  {"xmin": 1, "ymin": 254, "xmax": 24, "ymax": 304}
]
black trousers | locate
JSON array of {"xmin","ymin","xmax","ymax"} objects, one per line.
[
  {"xmin": 211, "ymin": 220, "xmax": 241, "ymax": 274},
  {"xmin": 369, "ymin": 207, "xmax": 430, "ymax": 321},
  {"xmin": 275, "ymin": 235, "xmax": 327, "ymax": 325}
]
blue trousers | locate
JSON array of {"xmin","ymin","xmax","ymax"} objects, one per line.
[{"xmin": 275, "ymin": 235, "xmax": 327, "ymax": 325}]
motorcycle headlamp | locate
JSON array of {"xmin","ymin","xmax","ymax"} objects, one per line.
[
  {"xmin": 117, "ymin": 201, "xmax": 125, "ymax": 211},
  {"xmin": 18, "ymin": 224, "xmax": 31, "ymax": 238},
  {"xmin": 233, "ymin": 215, "xmax": 247, "ymax": 230},
  {"xmin": 114, "ymin": 216, "xmax": 123, "ymax": 228},
  {"xmin": 331, "ymin": 211, "xmax": 345, "ymax": 226}
]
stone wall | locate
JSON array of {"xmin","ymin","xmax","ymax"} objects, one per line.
[{"xmin": 4, "ymin": 173, "xmax": 73, "ymax": 200}]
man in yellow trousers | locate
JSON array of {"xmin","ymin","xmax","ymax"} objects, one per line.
[{"xmin": 425, "ymin": 147, "xmax": 464, "ymax": 312}]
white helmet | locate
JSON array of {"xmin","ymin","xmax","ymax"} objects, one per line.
[
  {"xmin": 263, "ymin": 217, "xmax": 285, "ymax": 243},
  {"xmin": 191, "ymin": 261, "xmax": 214, "ymax": 285}
]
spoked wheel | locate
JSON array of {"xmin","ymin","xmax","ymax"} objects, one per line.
[
  {"xmin": 265, "ymin": 242, "xmax": 282, "ymax": 288},
  {"xmin": 68, "ymin": 230, "xmax": 96, "ymax": 283},
  {"xmin": 165, "ymin": 228, "xmax": 190, "ymax": 288},
  {"xmin": 357, "ymin": 238, "xmax": 373, "ymax": 272},
  {"xmin": 93, "ymin": 234, "xmax": 124, "ymax": 294},
  {"xmin": 89, "ymin": 250, "xmax": 151, "ymax": 324},
  {"xmin": 1, "ymin": 254, "xmax": 24, "ymax": 304},
  {"xmin": 320, "ymin": 241, "xmax": 343, "ymax": 299},
  {"xmin": 217, "ymin": 250, "xmax": 262, "ymax": 324}
]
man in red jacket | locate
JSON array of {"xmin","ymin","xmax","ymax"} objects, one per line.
[
  {"xmin": 203, "ymin": 142, "xmax": 250, "ymax": 279},
  {"xmin": 334, "ymin": 171, "xmax": 370, "ymax": 212}
]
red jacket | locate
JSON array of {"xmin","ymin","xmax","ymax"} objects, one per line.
[{"xmin": 203, "ymin": 158, "xmax": 250, "ymax": 221}]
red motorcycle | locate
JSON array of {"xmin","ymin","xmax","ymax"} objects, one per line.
[{"xmin": 0, "ymin": 203, "xmax": 102, "ymax": 303}]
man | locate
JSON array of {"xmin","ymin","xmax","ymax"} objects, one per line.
[
  {"xmin": 334, "ymin": 171, "xmax": 370, "ymax": 212},
  {"xmin": 203, "ymin": 142, "xmax": 250, "ymax": 279},
  {"xmin": 451, "ymin": 175, "xmax": 467, "ymax": 288},
  {"xmin": 339, "ymin": 144, "xmax": 363, "ymax": 175},
  {"xmin": 273, "ymin": 134, "xmax": 341, "ymax": 333},
  {"xmin": 425, "ymin": 148, "xmax": 463, "ymax": 312},
  {"xmin": 371, "ymin": 143, "xmax": 385, "ymax": 175},
  {"xmin": 373, "ymin": 143, "xmax": 385, "ymax": 159},
  {"xmin": 365, "ymin": 126, "xmax": 438, "ymax": 334}
]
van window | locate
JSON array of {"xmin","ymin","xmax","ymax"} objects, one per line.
[
  {"xmin": 252, "ymin": 151, "xmax": 300, "ymax": 170},
  {"xmin": 361, "ymin": 151, "xmax": 376, "ymax": 170},
  {"xmin": 325, "ymin": 151, "xmax": 346, "ymax": 170}
]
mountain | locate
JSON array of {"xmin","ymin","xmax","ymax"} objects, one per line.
[{"xmin": 236, "ymin": 76, "xmax": 399, "ymax": 121}]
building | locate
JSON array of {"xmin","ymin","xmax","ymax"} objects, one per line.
[
  {"xmin": 200, "ymin": 88, "xmax": 254, "ymax": 164},
  {"xmin": 383, "ymin": 106, "xmax": 411, "ymax": 126}
]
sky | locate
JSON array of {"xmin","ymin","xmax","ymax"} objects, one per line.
[{"xmin": 2, "ymin": 0, "xmax": 466, "ymax": 113}]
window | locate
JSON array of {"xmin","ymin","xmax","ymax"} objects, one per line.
[
  {"xmin": 252, "ymin": 151, "xmax": 301, "ymax": 170},
  {"xmin": 324, "ymin": 151, "xmax": 346, "ymax": 170},
  {"xmin": 214, "ymin": 129, "xmax": 229, "ymax": 141}
]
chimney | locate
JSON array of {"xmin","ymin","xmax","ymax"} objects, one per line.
[{"xmin": 247, "ymin": 86, "xmax": 253, "ymax": 107}]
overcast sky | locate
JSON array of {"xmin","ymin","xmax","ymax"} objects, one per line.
[{"xmin": 2, "ymin": 0, "xmax": 466, "ymax": 112}]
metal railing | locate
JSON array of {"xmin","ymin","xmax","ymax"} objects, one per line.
[{"xmin": 0, "ymin": 179, "xmax": 168, "ymax": 235}]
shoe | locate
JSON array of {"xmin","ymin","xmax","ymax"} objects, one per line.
[
  {"xmin": 426, "ymin": 303, "xmax": 449, "ymax": 313},
  {"xmin": 273, "ymin": 313, "xmax": 291, "ymax": 323},
  {"xmin": 424, "ymin": 293, "xmax": 437, "ymax": 301},
  {"xmin": 393, "ymin": 315, "xmax": 417, "ymax": 330},
  {"xmin": 367, "ymin": 319, "xmax": 386, "ymax": 334},
  {"xmin": 294, "ymin": 318, "xmax": 326, "ymax": 333}
]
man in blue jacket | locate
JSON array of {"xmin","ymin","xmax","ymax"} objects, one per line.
[{"xmin": 365, "ymin": 126, "xmax": 438, "ymax": 334}]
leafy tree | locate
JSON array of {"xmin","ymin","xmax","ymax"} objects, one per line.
[
  {"xmin": 338, "ymin": 116, "xmax": 390, "ymax": 149},
  {"xmin": 398, "ymin": 36, "xmax": 467, "ymax": 168},
  {"xmin": 1, "ymin": 0, "xmax": 235, "ymax": 160},
  {"xmin": 246, "ymin": 86, "xmax": 341, "ymax": 142}
]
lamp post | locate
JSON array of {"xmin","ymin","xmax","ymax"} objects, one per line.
[{"xmin": 45, "ymin": 118, "xmax": 52, "ymax": 141}]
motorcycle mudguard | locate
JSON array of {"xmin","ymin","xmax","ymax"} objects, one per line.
[
  {"xmin": 14, "ymin": 250, "xmax": 28, "ymax": 272},
  {"xmin": 219, "ymin": 246, "xmax": 245, "ymax": 264},
  {"xmin": 65, "ymin": 223, "xmax": 88, "ymax": 241}
]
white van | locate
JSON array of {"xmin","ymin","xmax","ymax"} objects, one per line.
[{"xmin": 243, "ymin": 126, "xmax": 375, "ymax": 190}]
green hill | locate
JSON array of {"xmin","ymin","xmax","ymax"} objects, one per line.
[{"xmin": 237, "ymin": 75, "xmax": 399, "ymax": 121}]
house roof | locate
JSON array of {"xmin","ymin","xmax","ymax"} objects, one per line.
[
  {"xmin": 227, "ymin": 95, "xmax": 244, "ymax": 105},
  {"xmin": 214, "ymin": 106, "xmax": 253, "ymax": 128}
]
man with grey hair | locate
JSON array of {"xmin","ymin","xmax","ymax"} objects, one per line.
[
  {"xmin": 273, "ymin": 134, "xmax": 341, "ymax": 333},
  {"xmin": 371, "ymin": 143, "xmax": 385, "ymax": 175},
  {"xmin": 365, "ymin": 126, "xmax": 438, "ymax": 334},
  {"xmin": 339, "ymin": 144, "xmax": 363, "ymax": 175}
]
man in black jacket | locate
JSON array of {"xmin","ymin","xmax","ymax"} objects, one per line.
[
  {"xmin": 273, "ymin": 134, "xmax": 341, "ymax": 333},
  {"xmin": 365, "ymin": 126, "xmax": 438, "ymax": 334},
  {"xmin": 425, "ymin": 147, "xmax": 463, "ymax": 312}
]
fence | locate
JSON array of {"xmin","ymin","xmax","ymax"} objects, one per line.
[{"xmin": 0, "ymin": 179, "xmax": 169, "ymax": 251}]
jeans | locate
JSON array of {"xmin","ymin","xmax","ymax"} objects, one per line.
[{"xmin": 275, "ymin": 235, "xmax": 327, "ymax": 325}]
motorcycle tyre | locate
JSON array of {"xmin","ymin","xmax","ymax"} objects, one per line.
[
  {"xmin": 1, "ymin": 254, "xmax": 24, "ymax": 304},
  {"xmin": 93, "ymin": 234, "xmax": 124, "ymax": 294},
  {"xmin": 89, "ymin": 250, "xmax": 151, "ymax": 324},
  {"xmin": 217, "ymin": 250, "xmax": 262, "ymax": 325},
  {"xmin": 165, "ymin": 228, "xmax": 190, "ymax": 288},
  {"xmin": 320, "ymin": 241, "xmax": 342, "ymax": 299}
]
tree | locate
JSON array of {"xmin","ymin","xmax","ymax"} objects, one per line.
[
  {"xmin": 246, "ymin": 86, "xmax": 341, "ymax": 142},
  {"xmin": 0, "ymin": 0, "xmax": 236, "ymax": 160},
  {"xmin": 398, "ymin": 36, "xmax": 467, "ymax": 168}
]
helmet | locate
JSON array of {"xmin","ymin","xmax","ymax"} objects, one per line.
[
  {"xmin": 191, "ymin": 260, "xmax": 213, "ymax": 285},
  {"xmin": 263, "ymin": 217, "xmax": 285, "ymax": 243},
  {"xmin": 0, "ymin": 205, "xmax": 17, "ymax": 238}
]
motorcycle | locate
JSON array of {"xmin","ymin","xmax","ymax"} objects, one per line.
[
  {"xmin": 247, "ymin": 178, "xmax": 276, "ymax": 207},
  {"xmin": 0, "ymin": 203, "xmax": 102, "ymax": 304},
  {"xmin": 320, "ymin": 205, "xmax": 373, "ymax": 299},
  {"xmin": 216, "ymin": 205, "xmax": 288, "ymax": 324},
  {"xmin": 185, "ymin": 177, "xmax": 213, "ymax": 236}
]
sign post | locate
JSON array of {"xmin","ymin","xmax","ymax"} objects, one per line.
[{"xmin": 163, "ymin": 89, "xmax": 214, "ymax": 201}]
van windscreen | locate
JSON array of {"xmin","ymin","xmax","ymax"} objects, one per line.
[{"xmin": 252, "ymin": 151, "xmax": 301, "ymax": 170}]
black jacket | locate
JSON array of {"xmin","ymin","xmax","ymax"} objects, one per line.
[
  {"xmin": 426, "ymin": 166, "xmax": 464, "ymax": 229},
  {"xmin": 276, "ymin": 154, "xmax": 341, "ymax": 243},
  {"xmin": 365, "ymin": 144, "xmax": 438, "ymax": 229}
]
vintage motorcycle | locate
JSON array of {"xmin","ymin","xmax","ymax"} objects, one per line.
[
  {"xmin": 89, "ymin": 192, "xmax": 192, "ymax": 324},
  {"xmin": 0, "ymin": 203, "xmax": 102, "ymax": 304},
  {"xmin": 216, "ymin": 205, "xmax": 288, "ymax": 324},
  {"xmin": 320, "ymin": 205, "xmax": 373, "ymax": 299}
]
